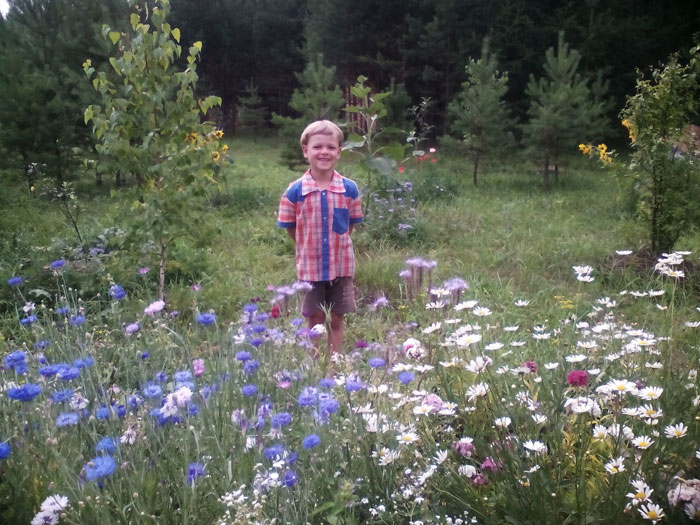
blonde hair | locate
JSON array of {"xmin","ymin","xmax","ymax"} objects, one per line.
[{"xmin": 300, "ymin": 120, "xmax": 344, "ymax": 148}]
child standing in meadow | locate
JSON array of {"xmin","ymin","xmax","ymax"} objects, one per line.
[{"xmin": 277, "ymin": 120, "xmax": 363, "ymax": 357}]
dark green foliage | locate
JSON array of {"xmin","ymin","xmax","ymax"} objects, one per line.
[
  {"xmin": 271, "ymin": 53, "xmax": 344, "ymax": 168},
  {"xmin": 0, "ymin": 0, "xmax": 127, "ymax": 186},
  {"xmin": 522, "ymin": 32, "xmax": 607, "ymax": 191},
  {"xmin": 236, "ymin": 80, "xmax": 267, "ymax": 138},
  {"xmin": 449, "ymin": 38, "xmax": 514, "ymax": 187},
  {"xmin": 619, "ymin": 45, "xmax": 700, "ymax": 253}
]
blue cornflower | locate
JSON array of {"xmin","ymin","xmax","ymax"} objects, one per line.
[
  {"xmin": 95, "ymin": 405, "xmax": 111, "ymax": 420},
  {"xmin": 3, "ymin": 351, "xmax": 27, "ymax": 372},
  {"xmin": 0, "ymin": 442, "xmax": 10, "ymax": 460},
  {"xmin": 369, "ymin": 357, "xmax": 386, "ymax": 368},
  {"xmin": 37, "ymin": 364, "xmax": 60, "ymax": 377},
  {"xmin": 69, "ymin": 315, "xmax": 85, "ymax": 327},
  {"xmin": 56, "ymin": 412, "xmax": 79, "ymax": 427},
  {"xmin": 109, "ymin": 284, "xmax": 126, "ymax": 300},
  {"xmin": 187, "ymin": 404, "xmax": 199, "ymax": 416},
  {"xmin": 235, "ymin": 351, "xmax": 251, "ymax": 362},
  {"xmin": 187, "ymin": 463, "xmax": 206, "ymax": 485},
  {"xmin": 196, "ymin": 312, "xmax": 217, "ymax": 326},
  {"xmin": 397, "ymin": 371, "xmax": 415, "ymax": 385},
  {"xmin": 297, "ymin": 387, "xmax": 318, "ymax": 407},
  {"xmin": 56, "ymin": 306, "xmax": 70, "ymax": 316},
  {"xmin": 290, "ymin": 317, "xmax": 304, "ymax": 326},
  {"xmin": 154, "ymin": 371, "xmax": 168, "ymax": 382},
  {"xmin": 318, "ymin": 378, "xmax": 336, "ymax": 389},
  {"xmin": 38, "ymin": 364, "xmax": 62, "ymax": 377},
  {"xmin": 140, "ymin": 350, "xmax": 149, "ymax": 359},
  {"xmin": 258, "ymin": 399, "xmax": 273, "ymax": 418},
  {"xmin": 115, "ymin": 404, "xmax": 126, "ymax": 418},
  {"xmin": 57, "ymin": 366, "xmax": 80, "ymax": 381},
  {"xmin": 73, "ymin": 357, "xmax": 94, "ymax": 368},
  {"xmin": 283, "ymin": 470, "xmax": 298, "ymax": 487},
  {"xmin": 345, "ymin": 377, "xmax": 364, "ymax": 392},
  {"xmin": 241, "ymin": 384, "xmax": 258, "ymax": 397},
  {"xmin": 263, "ymin": 443, "xmax": 285, "ymax": 460},
  {"xmin": 271, "ymin": 412, "xmax": 292, "ymax": 428},
  {"xmin": 34, "ymin": 340, "xmax": 50, "ymax": 350},
  {"xmin": 249, "ymin": 337, "xmax": 264, "ymax": 347},
  {"xmin": 252, "ymin": 324, "xmax": 266, "ymax": 334},
  {"xmin": 84, "ymin": 455, "xmax": 116, "ymax": 481},
  {"xmin": 127, "ymin": 395, "xmax": 143, "ymax": 409},
  {"xmin": 50, "ymin": 259, "xmax": 66, "ymax": 270},
  {"xmin": 303, "ymin": 433, "xmax": 321, "ymax": 450},
  {"xmin": 173, "ymin": 370, "xmax": 192, "ymax": 383},
  {"xmin": 7, "ymin": 276, "xmax": 22, "ymax": 286},
  {"xmin": 319, "ymin": 397, "xmax": 339, "ymax": 415},
  {"xmin": 20, "ymin": 314, "xmax": 37, "ymax": 326},
  {"xmin": 95, "ymin": 437, "xmax": 117, "ymax": 455},
  {"xmin": 242, "ymin": 303, "xmax": 258, "ymax": 313},
  {"xmin": 255, "ymin": 313, "xmax": 269, "ymax": 323},
  {"xmin": 51, "ymin": 389, "xmax": 74, "ymax": 403},
  {"xmin": 8, "ymin": 383, "xmax": 42, "ymax": 402},
  {"xmin": 243, "ymin": 360, "xmax": 259, "ymax": 376},
  {"xmin": 142, "ymin": 384, "xmax": 162, "ymax": 398},
  {"xmin": 176, "ymin": 381, "xmax": 195, "ymax": 392}
]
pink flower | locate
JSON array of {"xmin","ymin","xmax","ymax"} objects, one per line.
[
  {"xmin": 398, "ymin": 166, "xmax": 405, "ymax": 173},
  {"xmin": 431, "ymin": 158, "xmax": 437, "ymax": 163},
  {"xmin": 192, "ymin": 358, "xmax": 205, "ymax": 376},
  {"xmin": 524, "ymin": 360, "xmax": 537, "ymax": 373},
  {"xmin": 452, "ymin": 437, "xmax": 474, "ymax": 457},
  {"xmin": 191, "ymin": 284, "xmax": 202, "ymax": 291},
  {"xmin": 144, "ymin": 300, "xmax": 165, "ymax": 316},
  {"xmin": 138, "ymin": 267, "xmax": 150, "ymax": 275},
  {"xmin": 423, "ymin": 393, "xmax": 443, "ymax": 411},
  {"xmin": 481, "ymin": 457, "xmax": 502, "ymax": 471},
  {"xmin": 567, "ymin": 370, "xmax": 589, "ymax": 387},
  {"xmin": 472, "ymin": 473, "xmax": 487, "ymax": 485}
]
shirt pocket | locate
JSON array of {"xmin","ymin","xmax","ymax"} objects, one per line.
[{"xmin": 332, "ymin": 207, "xmax": 349, "ymax": 235}]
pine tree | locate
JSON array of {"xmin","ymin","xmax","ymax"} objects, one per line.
[
  {"xmin": 271, "ymin": 53, "xmax": 344, "ymax": 167},
  {"xmin": 522, "ymin": 32, "xmax": 602, "ymax": 191},
  {"xmin": 236, "ymin": 80, "xmax": 267, "ymax": 140},
  {"xmin": 448, "ymin": 38, "xmax": 513, "ymax": 187}
]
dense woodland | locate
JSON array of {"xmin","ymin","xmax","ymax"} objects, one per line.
[{"xmin": 0, "ymin": 0, "xmax": 698, "ymax": 183}]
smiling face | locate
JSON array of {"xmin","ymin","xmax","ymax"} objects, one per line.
[{"xmin": 302, "ymin": 133, "xmax": 341, "ymax": 180}]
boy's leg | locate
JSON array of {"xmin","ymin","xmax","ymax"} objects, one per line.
[{"xmin": 329, "ymin": 311, "xmax": 344, "ymax": 354}]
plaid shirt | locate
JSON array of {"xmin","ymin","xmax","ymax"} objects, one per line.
[{"xmin": 277, "ymin": 170, "xmax": 363, "ymax": 281}]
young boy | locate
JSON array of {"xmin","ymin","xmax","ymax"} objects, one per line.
[{"xmin": 277, "ymin": 120, "xmax": 363, "ymax": 356}]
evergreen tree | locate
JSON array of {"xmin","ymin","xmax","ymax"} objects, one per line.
[
  {"xmin": 448, "ymin": 38, "xmax": 513, "ymax": 187},
  {"xmin": 236, "ymin": 80, "xmax": 267, "ymax": 139},
  {"xmin": 522, "ymin": 32, "xmax": 600, "ymax": 191},
  {"xmin": 271, "ymin": 53, "xmax": 344, "ymax": 167}
]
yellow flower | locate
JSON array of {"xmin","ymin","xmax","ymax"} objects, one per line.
[
  {"xmin": 214, "ymin": 130, "xmax": 224, "ymax": 139},
  {"xmin": 597, "ymin": 143, "xmax": 607, "ymax": 153},
  {"xmin": 211, "ymin": 150, "xmax": 221, "ymax": 162},
  {"xmin": 621, "ymin": 119, "xmax": 637, "ymax": 141},
  {"xmin": 221, "ymin": 144, "xmax": 229, "ymax": 153},
  {"xmin": 185, "ymin": 132, "xmax": 198, "ymax": 143},
  {"xmin": 578, "ymin": 143, "xmax": 592, "ymax": 155}
]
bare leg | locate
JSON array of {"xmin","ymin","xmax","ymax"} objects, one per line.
[{"xmin": 329, "ymin": 311, "xmax": 345, "ymax": 356}]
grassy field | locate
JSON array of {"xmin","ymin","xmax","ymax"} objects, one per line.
[{"xmin": 1, "ymin": 137, "xmax": 699, "ymax": 524}]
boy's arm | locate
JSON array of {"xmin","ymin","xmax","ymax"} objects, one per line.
[{"xmin": 286, "ymin": 227, "xmax": 296, "ymax": 242}]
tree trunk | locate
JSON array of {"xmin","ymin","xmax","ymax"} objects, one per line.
[
  {"xmin": 554, "ymin": 163, "xmax": 559, "ymax": 185},
  {"xmin": 543, "ymin": 157, "xmax": 550, "ymax": 192},
  {"xmin": 472, "ymin": 153, "xmax": 480, "ymax": 187}
]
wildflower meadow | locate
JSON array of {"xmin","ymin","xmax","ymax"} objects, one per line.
[{"xmin": 1, "ymin": 143, "xmax": 700, "ymax": 524}]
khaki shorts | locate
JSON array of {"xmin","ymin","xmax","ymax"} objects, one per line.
[{"xmin": 302, "ymin": 277, "xmax": 356, "ymax": 316}]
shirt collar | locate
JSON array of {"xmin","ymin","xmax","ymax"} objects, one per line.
[{"xmin": 301, "ymin": 170, "xmax": 345, "ymax": 195}]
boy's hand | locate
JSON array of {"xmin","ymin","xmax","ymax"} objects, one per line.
[{"xmin": 286, "ymin": 227, "xmax": 296, "ymax": 242}]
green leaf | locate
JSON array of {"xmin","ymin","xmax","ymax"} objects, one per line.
[
  {"xmin": 130, "ymin": 13, "xmax": 140, "ymax": 29},
  {"xmin": 108, "ymin": 31, "xmax": 121, "ymax": 45},
  {"xmin": 367, "ymin": 156, "xmax": 395, "ymax": 175},
  {"xmin": 171, "ymin": 28, "xmax": 180, "ymax": 43}
]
